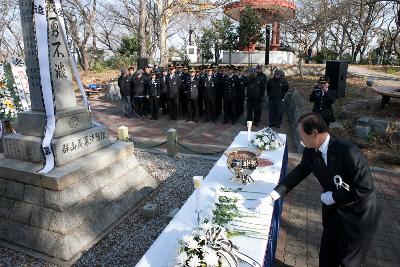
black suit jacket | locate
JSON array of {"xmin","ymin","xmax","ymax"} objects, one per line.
[
  {"xmin": 166, "ymin": 74, "xmax": 182, "ymax": 98},
  {"xmin": 274, "ymin": 136, "xmax": 379, "ymax": 239}
]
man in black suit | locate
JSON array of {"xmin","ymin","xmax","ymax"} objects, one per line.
[
  {"xmin": 185, "ymin": 68, "xmax": 200, "ymax": 122},
  {"xmin": 159, "ymin": 68, "xmax": 168, "ymax": 115},
  {"xmin": 166, "ymin": 65, "xmax": 182, "ymax": 120},
  {"xmin": 203, "ymin": 67, "xmax": 218, "ymax": 122},
  {"xmin": 223, "ymin": 66, "xmax": 238, "ymax": 124},
  {"xmin": 261, "ymin": 113, "xmax": 380, "ymax": 267},
  {"xmin": 146, "ymin": 71, "xmax": 161, "ymax": 120}
]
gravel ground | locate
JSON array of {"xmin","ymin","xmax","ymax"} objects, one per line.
[{"xmin": 0, "ymin": 150, "xmax": 216, "ymax": 267}]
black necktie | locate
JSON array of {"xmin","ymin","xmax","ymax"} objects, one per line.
[{"xmin": 316, "ymin": 150, "xmax": 326, "ymax": 168}]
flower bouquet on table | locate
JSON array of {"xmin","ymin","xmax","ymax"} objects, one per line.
[
  {"xmin": 208, "ymin": 188, "xmax": 271, "ymax": 241},
  {"xmin": 175, "ymin": 221, "xmax": 261, "ymax": 267},
  {"xmin": 250, "ymin": 127, "xmax": 284, "ymax": 151}
]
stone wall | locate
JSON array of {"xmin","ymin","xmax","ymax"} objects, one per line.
[
  {"xmin": 265, "ymin": 64, "xmax": 325, "ymax": 77},
  {"xmin": 103, "ymin": 82, "xmax": 121, "ymax": 102},
  {"xmin": 0, "ymin": 142, "xmax": 159, "ymax": 263},
  {"xmin": 285, "ymin": 90, "xmax": 308, "ymax": 153}
]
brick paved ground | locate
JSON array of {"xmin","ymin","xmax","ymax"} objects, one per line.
[
  {"xmin": 89, "ymin": 95, "xmax": 270, "ymax": 148},
  {"xmin": 89, "ymin": 94, "xmax": 399, "ymax": 267}
]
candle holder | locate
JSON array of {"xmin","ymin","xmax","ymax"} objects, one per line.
[
  {"xmin": 247, "ymin": 121, "xmax": 252, "ymax": 143},
  {"xmin": 193, "ymin": 176, "xmax": 203, "ymax": 225}
]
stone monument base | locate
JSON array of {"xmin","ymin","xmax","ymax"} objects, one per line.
[
  {"xmin": 18, "ymin": 106, "xmax": 92, "ymax": 138},
  {"xmin": 2, "ymin": 125, "xmax": 111, "ymax": 167},
  {"xmin": 0, "ymin": 142, "xmax": 159, "ymax": 265}
]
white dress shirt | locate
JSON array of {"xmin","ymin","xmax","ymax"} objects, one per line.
[
  {"xmin": 318, "ymin": 134, "xmax": 330, "ymax": 166},
  {"xmin": 269, "ymin": 134, "xmax": 331, "ymax": 201}
]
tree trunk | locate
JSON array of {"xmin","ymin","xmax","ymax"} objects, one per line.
[
  {"xmin": 79, "ymin": 46, "xmax": 90, "ymax": 71},
  {"xmin": 159, "ymin": 16, "xmax": 170, "ymax": 66},
  {"xmin": 139, "ymin": 0, "xmax": 148, "ymax": 59}
]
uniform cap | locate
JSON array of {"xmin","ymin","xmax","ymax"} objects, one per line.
[{"xmin": 318, "ymin": 76, "xmax": 330, "ymax": 83}]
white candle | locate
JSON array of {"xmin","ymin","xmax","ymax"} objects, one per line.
[
  {"xmin": 193, "ymin": 176, "xmax": 203, "ymax": 212},
  {"xmin": 247, "ymin": 121, "xmax": 252, "ymax": 142}
]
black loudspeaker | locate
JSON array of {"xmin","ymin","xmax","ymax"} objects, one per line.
[
  {"xmin": 325, "ymin": 60, "xmax": 349, "ymax": 98},
  {"xmin": 137, "ymin": 57, "xmax": 149, "ymax": 70}
]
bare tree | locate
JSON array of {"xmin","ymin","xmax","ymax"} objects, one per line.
[
  {"xmin": 0, "ymin": 0, "xmax": 23, "ymax": 62},
  {"xmin": 63, "ymin": 0, "xmax": 97, "ymax": 70}
]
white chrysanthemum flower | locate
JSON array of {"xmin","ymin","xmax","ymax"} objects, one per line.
[
  {"xmin": 175, "ymin": 251, "xmax": 189, "ymax": 266},
  {"xmin": 201, "ymin": 245, "xmax": 212, "ymax": 254},
  {"xmin": 204, "ymin": 250, "xmax": 219, "ymax": 266},
  {"xmin": 182, "ymin": 235, "xmax": 193, "ymax": 246},
  {"xmin": 187, "ymin": 239, "xmax": 199, "ymax": 250},
  {"xmin": 188, "ymin": 255, "xmax": 201, "ymax": 267},
  {"xmin": 192, "ymin": 228, "xmax": 202, "ymax": 236},
  {"xmin": 200, "ymin": 221, "xmax": 213, "ymax": 231}
]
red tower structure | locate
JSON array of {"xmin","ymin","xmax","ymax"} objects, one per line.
[{"xmin": 224, "ymin": 0, "xmax": 296, "ymax": 51}]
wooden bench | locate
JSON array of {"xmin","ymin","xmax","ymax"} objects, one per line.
[
  {"xmin": 372, "ymin": 86, "xmax": 400, "ymax": 109},
  {"xmin": 84, "ymin": 84, "xmax": 103, "ymax": 98}
]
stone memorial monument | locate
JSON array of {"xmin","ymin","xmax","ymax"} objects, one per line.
[{"xmin": 0, "ymin": 0, "xmax": 158, "ymax": 264}]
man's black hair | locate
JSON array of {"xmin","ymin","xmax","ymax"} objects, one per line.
[{"xmin": 297, "ymin": 112, "xmax": 329, "ymax": 135}]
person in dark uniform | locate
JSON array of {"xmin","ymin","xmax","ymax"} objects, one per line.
[
  {"xmin": 166, "ymin": 65, "xmax": 181, "ymax": 120},
  {"xmin": 256, "ymin": 65, "xmax": 267, "ymax": 92},
  {"xmin": 179, "ymin": 65, "xmax": 189, "ymax": 116},
  {"xmin": 267, "ymin": 69, "xmax": 289, "ymax": 128},
  {"xmin": 146, "ymin": 71, "xmax": 161, "ymax": 120},
  {"xmin": 185, "ymin": 68, "xmax": 199, "ymax": 122},
  {"xmin": 118, "ymin": 68, "xmax": 132, "ymax": 117},
  {"xmin": 159, "ymin": 68, "xmax": 168, "ymax": 115},
  {"xmin": 143, "ymin": 65, "xmax": 152, "ymax": 116},
  {"xmin": 197, "ymin": 65, "xmax": 207, "ymax": 118},
  {"xmin": 132, "ymin": 70, "xmax": 147, "ymax": 118},
  {"xmin": 246, "ymin": 68, "xmax": 264, "ymax": 127},
  {"xmin": 309, "ymin": 76, "xmax": 336, "ymax": 127},
  {"xmin": 203, "ymin": 67, "xmax": 218, "ymax": 122},
  {"xmin": 262, "ymin": 112, "xmax": 380, "ymax": 267},
  {"xmin": 215, "ymin": 65, "xmax": 224, "ymax": 118},
  {"xmin": 223, "ymin": 66, "xmax": 238, "ymax": 124},
  {"xmin": 128, "ymin": 66, "xmax": 137, "ymax": 117},
  {"xmin": 236, "ymin": 66, "xmax": 247, "ymax": 116}
]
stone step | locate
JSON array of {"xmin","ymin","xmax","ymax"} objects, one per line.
[
  {"xmin": 0, "ymin": 141, "xmax": 159, "ymax": 263},
  {"xmin": 0, "ymin": 141, "xmax": 134, "ymax": 190}
]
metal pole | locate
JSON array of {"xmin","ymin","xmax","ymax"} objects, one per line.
[{"xmin": 265, "ymin": 25, "xmax": 271, "ymax": 65}]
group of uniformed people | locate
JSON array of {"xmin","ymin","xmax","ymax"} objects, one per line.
[{"xmin": 118, "ymin": 63, "xmax": 290, "ymax": 127}]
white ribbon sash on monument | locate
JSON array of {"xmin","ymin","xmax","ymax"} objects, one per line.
[
  {"xmin": 53, "ymin": 0, "xmax": 90, "ymax": 112},
  {"xmin": 9, "ymin": 58, "xmax": 31, "ymax": 111},
  {"xmin": 34, "ymin": 0, "xmax": 56, "ymax": 173}
]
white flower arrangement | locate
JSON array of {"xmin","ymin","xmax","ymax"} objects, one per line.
[
  {"xmin": 250, "ymin": 127, "xmax": 285, "ymax": 151},
  {"xmin": 0, "ymin": 64, "xmax": 22, "ymax": 121},
  {"xmin": 175, "ymin": 222, "xmax": 224, "ymax": 267}
]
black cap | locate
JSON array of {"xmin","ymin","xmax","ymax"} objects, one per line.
[{"xmin": 318, "ymin": 76, "xmax": 330, "ymax": 83}]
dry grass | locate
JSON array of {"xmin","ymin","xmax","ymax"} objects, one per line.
[
  {"xmin": 79, "ymin": 69, "xmax": 120, "ymax": 86},
  {"xmin": 287, "ymin": 75, "xmax": 400, "ymax": 167}
]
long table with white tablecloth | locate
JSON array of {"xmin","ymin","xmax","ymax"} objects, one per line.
[{"xmin": 136, "ymin": 131, "xmax": 288, "ymax": 267}]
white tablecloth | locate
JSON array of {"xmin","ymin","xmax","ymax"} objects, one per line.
[{"xmin": 136, "ymin": 131, "xmax": 287, "ymax": 267}]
